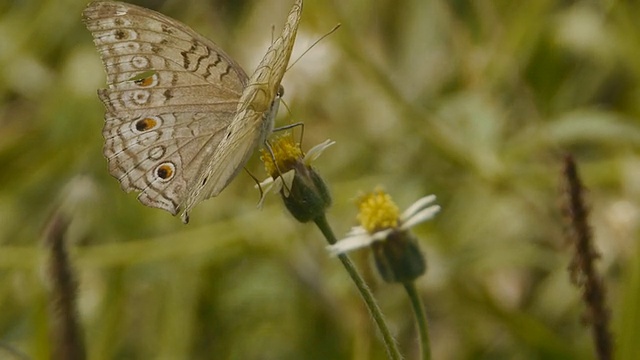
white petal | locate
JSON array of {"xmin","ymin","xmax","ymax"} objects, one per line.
[
  {"xmin": 255, "ymin": 176, "xmax": 275, "ymax": 189},
  {"xmin": 304, "ymin": 139, "xmax": 335, "ymax": 165},
  {"xmin": 401, "ymin": 205, "xmax": 441, "ymax": 230},
  {"xmin": 327, "ymin": 228, "xmax": 393, "ymax": 256},
  {"xmin": 257, "ymin": 180, "xmax": 277, "ymax": 209},
  {"xmin": 371, "ymin": 228, "xmax": 393, "ymax": 241},
  {"xmin": 346, "ymin": 226, "xmax": 392, "ymax": 241},
  {"xmin": 345, "ymin": 226, "xmax": 367, "ymax": 237},
  {"xmin": 326, "ymin": 233, "xmax": 376, "ymax": 255},
  {"xmin": 281, "ymin": 170, "xmax": 295, "ymax": 197},
  {"xmin": 400, "ymin": 194, "xmax": 437, "ymax": 221}
]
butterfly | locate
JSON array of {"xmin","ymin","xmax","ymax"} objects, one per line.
[{"xmin": 83, "ymin": 0, "xmax": 302, "ymax": 223}]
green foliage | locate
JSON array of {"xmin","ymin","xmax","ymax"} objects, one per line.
[{"xmin": 1, "ymin": 0, "xmax": 639, "ymax": 359}]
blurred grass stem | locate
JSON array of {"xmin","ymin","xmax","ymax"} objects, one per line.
[
  {"xmin": 562, "ymin": 155, "xmax": 613, "ymax": 360},
  {"xmin": 43, "ymin": 213, "xmax": 86, "ymax": 360}
]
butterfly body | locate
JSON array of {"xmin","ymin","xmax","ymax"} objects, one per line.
[{"xmin": 83, "ymin": 0, "xmax": 302, "ymax": 223}]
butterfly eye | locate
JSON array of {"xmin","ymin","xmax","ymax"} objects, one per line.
[{"xmin": 277, "ymin": 85, "xmax": 285, "ymax": 97}]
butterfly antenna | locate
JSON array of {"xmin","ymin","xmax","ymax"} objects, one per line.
[
  {"xmin": 281, "ymin": 97, "xmax": 292, "ymax": 117},
  {"xmin": 287, "ymin": 23, "xmax": 341, "ymax": 71}
]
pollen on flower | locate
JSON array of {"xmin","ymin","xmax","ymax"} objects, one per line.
[
  {"xmin": 260, "ymin": 133, "xmax": 303, "ymax": 177},
  {"xmin": 356, "ymin": 189, "xmax": 400, "ymax": 234}
]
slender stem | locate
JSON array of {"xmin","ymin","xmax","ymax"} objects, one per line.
[
  {"xmin": 403, "ymin": 282, "xmax": 431, "ymax": 360},
  {"xmin": 313, "ymin": 214, "xmax": 403, "ymax": 360}
]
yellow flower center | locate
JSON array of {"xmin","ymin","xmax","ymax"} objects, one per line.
[
  {"xmin": 260, "ymin": 133, "xmax": 303, "ymax": 177},
  {"xmin": 356, "ymin": 189, "xmax": 400, "ymax": 233}
]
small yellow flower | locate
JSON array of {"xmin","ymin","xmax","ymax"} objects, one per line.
[
  {"xmin": 258, "ymin": 133, "xmax": 334, "ymax": 222},
  {"xmin": 259, "ymin": 133, "xmax": 303, "ymax": 179},
  {"xmin": 329, "ymin": 191, "xmax": 440, "ymax": 255},
  {"xmin": 328, "ymin": 189, "xmax": 440, "ymax": 282},
  {"xmin": 356, "ymin": 189, "xmax": 400, "ymax": 233}
]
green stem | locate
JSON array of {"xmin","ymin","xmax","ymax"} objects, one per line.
[
  {"xmin": 403, "ymin": 282, "xmax": 431, "ymax": 360},
  {"xmin": 313, "ymin": 214, "xmax": 403, "ymax": 360}
]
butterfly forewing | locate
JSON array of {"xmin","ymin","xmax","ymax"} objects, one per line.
[
  {"xmin": 180, "ymin": 0, "xmax": 302, "ymax": 222},
  {"xmin": 83, "ymin": 1, "xmax": 248, "ymax": 91}
]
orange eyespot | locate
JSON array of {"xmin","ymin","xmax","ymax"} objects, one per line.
[
  {"xmin": 135, "ymin": 76, "xmax": 154, "ymax": 87},
  {"xmin": 135, "ymin": 117, "xmax": 157, "ymax": 131},
  {"xmin": 156, "ymin": 163, "xmax": 174, "ymax": 180}
]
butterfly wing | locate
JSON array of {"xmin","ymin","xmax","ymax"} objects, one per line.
[
  {"xmin": 83, "ymin": 1, "xmax": 249, "ymax": 216},
  {"xmin": 180, "ymin": 0, "xmax": 303, "ymax": 223}
]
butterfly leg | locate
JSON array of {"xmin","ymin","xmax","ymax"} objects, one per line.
[{"xmin": 273, "ymin": 121, "xmax": 305, "ymax": 147}]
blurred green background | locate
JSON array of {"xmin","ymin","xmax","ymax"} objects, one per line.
[{"xmin": 1, "ymin": 0, "xmax": 639, "ymax": 359}]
